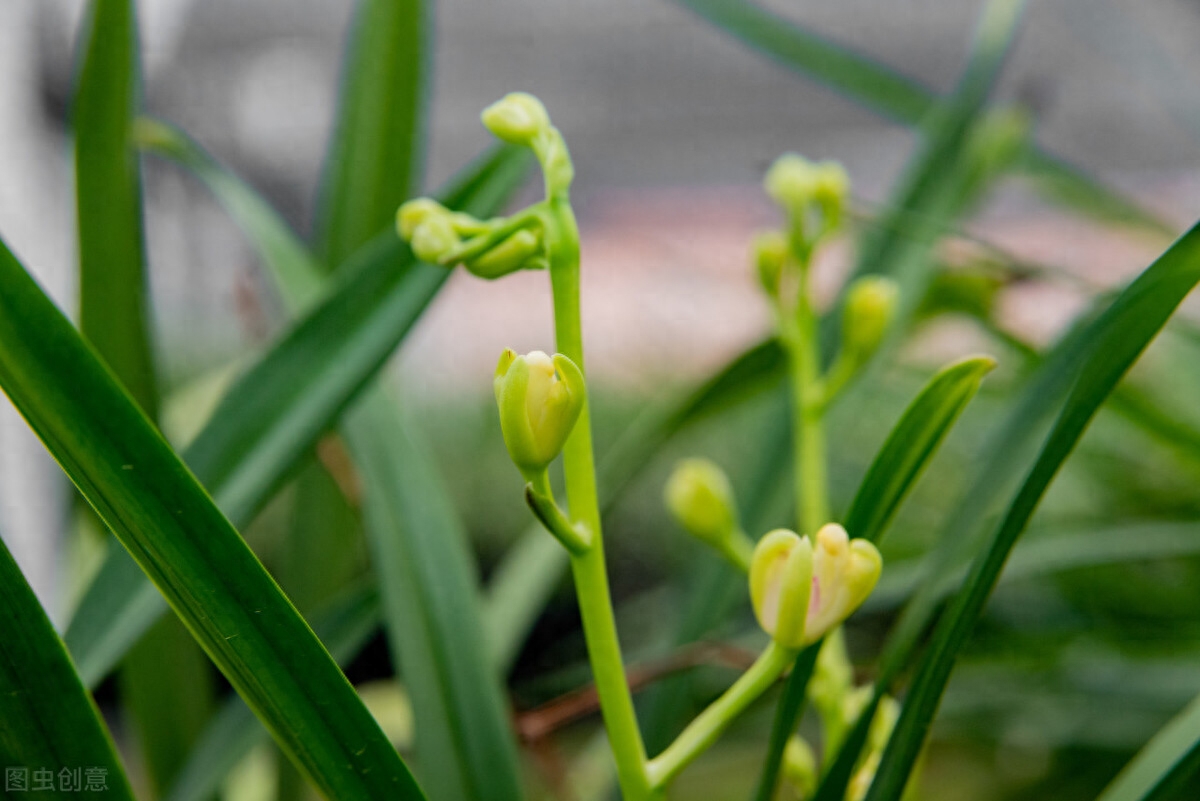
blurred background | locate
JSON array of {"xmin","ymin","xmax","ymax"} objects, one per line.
[{"xmin": 4, "ymin": 1, "xmax": 1200, "ymax": 798}]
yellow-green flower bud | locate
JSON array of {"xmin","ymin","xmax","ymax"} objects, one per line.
[
  {"xmin": 410, "ymin": 215, "xmax": 461, "ymax": 264},
  {"xmin": 782, "ymin": 736, "xmax": 818, "ymax": 797},
  {"xmin": 750, "ymin": 529, "xmax": 814, "ymax": 650},
  {"xmin": 482, "ymin": 92, "xmax": 551, "ymax": 146},
  {"xmin": 764, "ymin": 153, "xmax": 819, "ymax": 211},
  {"xmin": 396, "ymin": 198, "xmax": 450, "ymax": 241},
  {"xmin": 664, "ymin": 458, "xmax": 738, "ymax": 548},
  {"xmin": 812, "ymin": 161, "xmax": 850, "ymax": 210},
  {"xmin": 494, "ymin": 349, "xmax": 586, "ymax": 481},
  {"xmin": 842, "ymin": 276, "xmax": 899, "ymax": 359},
  {"xmin": 466, "ymin": 229, "xmax": 543, "ymax": 279},
  {"xmin": 806, "ymin": 524, "xmax": 882, "ymax": 642},
  {"xmin": 753, "ymin": 230, "xmax": 789, "ymax": 297}
]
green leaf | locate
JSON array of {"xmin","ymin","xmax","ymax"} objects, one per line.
[
  {"xmin": 844, "ymin": 355, "xmax": 996, "ymax": 544},
  {"xmin": 0, "ymin": 535, "xmax": 135, "ymax": 800},
  {"xmin": 346, "ymin": 397, "xmax": 526, "ymax": 801},
  {"xmin": 0, "ymin": 235, "xmax": 426, "ymax": 800},
  {"xmin": 671, "ymin": 0, "xmax": 1171, "ymax": 235},
  {"xmin": 148, "ymin": 122, "xmax": 527, "ymax": 800},
  {"xmin": 1096, "ymin": 691, "xmax": 1200, "ymax": 801},
  {"xmin": 315, "ymin": 0, "xmax": 428, "ymax": 268},
  {"xmin": 863, "ymin": 220, "xmax": 1200, "ymax": 801},
  {"xmin": 165, "ymin": 585, "xmax": 382, "ymax": 801},
  {"xmin": 751, "ymin": 643, "xmax": 821, "ymax": 801},
  {"xmin": 73, "ymin": 0, "xmax": 158, "ymax": 415},
  {"xmin": 64, "ymin": 143, "xmax": 530, "ymax": 687}
]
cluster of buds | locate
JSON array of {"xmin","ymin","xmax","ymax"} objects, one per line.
[
  {"xmin": 664, "ymin": 458, "xmax": 754, "ymax": 570},
  {"xmin": 396, "ymin": 198, "xmax": 546, "ymax": 279},
  {"xmin": 764, "ymin": 153, "xmax": 850, "ymax": 244},
  {"xmin": 749, "ymin": 524, "xmax": 881, "ymax": 651}
]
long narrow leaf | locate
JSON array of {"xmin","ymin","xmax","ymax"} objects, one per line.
[
  {"xmin": 844, "ymin": 356, "xmax": 995, "ymax": 543},
  {"xmin": 0, "ymin": 236, "xmax": 426, "ymax": 800},
  {"xmin": 0, "ymin": 535, "xmax": 135, "ymax": 800},
  {"xmin": 671, "ymin": 0, "xmax": 1170, "ymax": 235},
  {"xmin": 1096, "ymin": 691, "xmax": 1200, "ymax": 801},
  {"xmin": 65, "ymin": 142, "xmax": 530, "ymax": 687},
  {"xmin": 864, "ymin": 221, "xmax": 1200, "ymax": 801},
  {"xmin": 316, "ymin": 0, "xmax": 428, "ymax": 268}
]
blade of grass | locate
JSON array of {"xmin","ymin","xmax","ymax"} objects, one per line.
[
  {"xmin": 72, "ymin": 5, "xmax": 215, "ymax": 792},
  {"xmin": 315, "ymin": 0, "xmax": 428, "ymax": 268},
  {"xmin": 863, "ymin": 220, "xmax": 1200, "ymax": 801},
  {"xmin": 0, "ymin": 235, "xmax": 427, "ymax": 800},
  {"xmin": 156, "ymin": 121, "xmax": 528, "ymax": 800},
  {"xmin": 164, "ymin": 584, "xmax": 382, "ymax": 801},
  {"xmin": 65, "ymin": 141, "xmax": 530, "ymax": 687},
  {"xmin": 1095, "ymin": 691, "xmax": 1200, "ymax": 801},
  {"xmin": 670, "ymin": 0, "xmax": 1171, "ymax": 235},
  {"xmin": 0, "ymin": 534, "xmax": 135, "ymax": 800},
  {"xmin": 844, "ymin": 356, "xmax": 996, "ymax": 544}
]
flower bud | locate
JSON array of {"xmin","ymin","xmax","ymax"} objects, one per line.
[
  {"xmin": 805, "ymin": 524, "xmax": 882, "ymax": 642},
  {"xmin": 753, "ymin": 231, "xmax": 789, "ymax": 297},
  {"xmin": 466, "ymin": 229, "xmax": 543, "ymax": 279},
  {"xmin": 764, "ymin": 153, "xmax": 819, "ymax": 211},
  {"xmin": 494, "ymin": 349, "xmax": 586, "ymax": 480},
  {"xmin": 782, "ymin": 736, "xmax": 818, "ymax": 797},
  {"xmin": 396, "ymin": 198, "xmax": 450, "ymax": 241},
  {"xmin": 812, "ymin": 161, "xmax": 850, "ymax": 209},
  {"xmin": 410, "ymin": 215, "xmax": 461, "ymax": 264},
  {"xmin": 664, "ymin": 458, "xmax": 738, "ymax": 548},
  {"xmin": 842, "ymin": 276, "xmax": 899, "ymax": 359},
  {"xmin": 482, "ymin": 92, "xmax": 551, "ymax": 146},
  {"xmin": 750, "ymin": 529, "xmax": 814, "ymax": 650}
]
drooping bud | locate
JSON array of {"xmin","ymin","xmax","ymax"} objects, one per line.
[
  {"xmin": 396, "ymin": 198, "xmax": 450, "ymax": 241},
  {"xmin": 752, "ymin": 230, "xmax": 789, "ymax": 297},
  {"xmin": 782, "ymin": 736, "xmax": 818, "ymax": 797},
  {"xmin": 842, "ymin": 276, "xmax": 899, "ymax": 359},
  {"xmin": 482, "ymin": 92, "xmax": 551, "ymax": 146},
  {"xmin": 465, "ymin": 229, "xmax": 544, "ymax": 279},
  {"xmin": 750, "ymin": 529, "xmax": 814, "ymax": 650},
  {"xmin": 764, "ymin": 153, "xmax": 819, "ymax": 211},
  {"xmin": 494, "ymin": 349, "xmax": 586, "ymax": 481},
  {"xmin": 410, "ymin": 215, "xmax": 461, "ymax": 264},
  {"xmin": 805, "ymin": 524, "xmax": 882, "ymax": 642}
]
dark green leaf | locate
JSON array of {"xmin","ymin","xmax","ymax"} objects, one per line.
[
  {"xmin": 0, "ymin": 535, "xmax": 135, "ymax": 800},
  {"xmin": 0, "ymin": 235, "xmax": 426, "ymax": 800},
  {"xmin": 65, "ymin": 143, "xmax": 530, "ymax": 687},
  {"xmin": 864, "ymin": 220, "xmax": 1200, "ymax": 801}
]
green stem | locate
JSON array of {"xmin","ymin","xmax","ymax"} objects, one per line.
[
  {"xmin": 543, "ymin": 195, "xmax": 655, "ymax": 801},
  {"xmin": 787, "ymin": 259, "xmax": 829, "ymax": 535},
  {"xmin": 647, "ymin": 642, "xmax": 794, "ymax": 788}
]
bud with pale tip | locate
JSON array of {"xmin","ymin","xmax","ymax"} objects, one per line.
[{"xmin": 494, "ymin": 349, "xmax": 586, "ymax": 481}]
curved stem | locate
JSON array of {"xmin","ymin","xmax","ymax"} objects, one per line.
[
  {"xmin": 646, "ymin": 642, "xmax": 795, "ymax": 789},
  {"xmin": 543, "ymin": 195, "xmax": 655, "ymax": 800}
]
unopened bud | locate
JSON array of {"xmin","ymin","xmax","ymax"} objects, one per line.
[
  {"xmin": 494, "ymin": 350, "xmax": 586, "ymax": 481},
  {"xmin": 397, "ymin": 198, "xmax": 450, "ymax": 241},
  {"xmin": 843, "ymin": 276, "xmax": 899, "ymax": 358},
  {"xmin": 782, "ymin": 736, "xmax": 818, "ymax": 797},
  {"xmin": 764, "ymin": 153, "xmax": 819, "ymax": 211},
  {"xmin": 482, "ymin": 92, "xmax": 551, "ymax": 146},
  {"xmin": 753, "ymin": 231, "xmax": 789, "ymax": 297},
  {"xmin": 466, "ymin": 229, "xmax": 543, "ymax": 279},
  {"xmin": 410, "ymin": 214, "xmax": 461, "ymax": 264},
  {"xmin": 750, "ymin": 529, "xmax": 814, "ymax": 650},
  {"xmin": 664, "ymin": 458, "xmax": 738, "ymax": 548},
  {"xmin": 806, "ymin": 524, "xmax": 882, "ymax": 642}
]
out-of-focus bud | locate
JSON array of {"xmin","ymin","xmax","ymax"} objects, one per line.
[
  {"xmin": 494, "ymin": 349, "xmax": 586, "ymax": 481},
  {"xmin": 410, "ymin": 214, "xmax": 461, "ymax": 264},
  {"xmin": 397, "ymin": 198, "xmax": 450, "ymax": 240},
  {"xmin": 812, "ymin": 161, "xmax": 850, "ymax": 209},
  {"xmin": 466, "ymin": 229, "xmax": 544, "ymax": 279},
  {"xmin": 482, "ymin": 92, "xmax": 551, "ymax": 146},
  {"xmin": 750, "ymin": 529, "xmax": 814, "ymax": 650},
  {"xmin": 842, "ymin": 276, "xmax": 899, "ymax": 359},
  {"xmin": 665, "ymin": 458, "xmax": 738, "ymax": 546},
  {"xmin": 764, "ymin": 153, "xmax": 819, "ymax": 211},
  {"xmin": 805, "ymin": 524, "xmax": 882, "ymax": 642},
  {"xmin": 782, "ymin": 736, "xmax": 818, "ymax": 798},
  {"xmin": 753, "ymin": 230, "xmax": 789, "ymax": 297}
]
